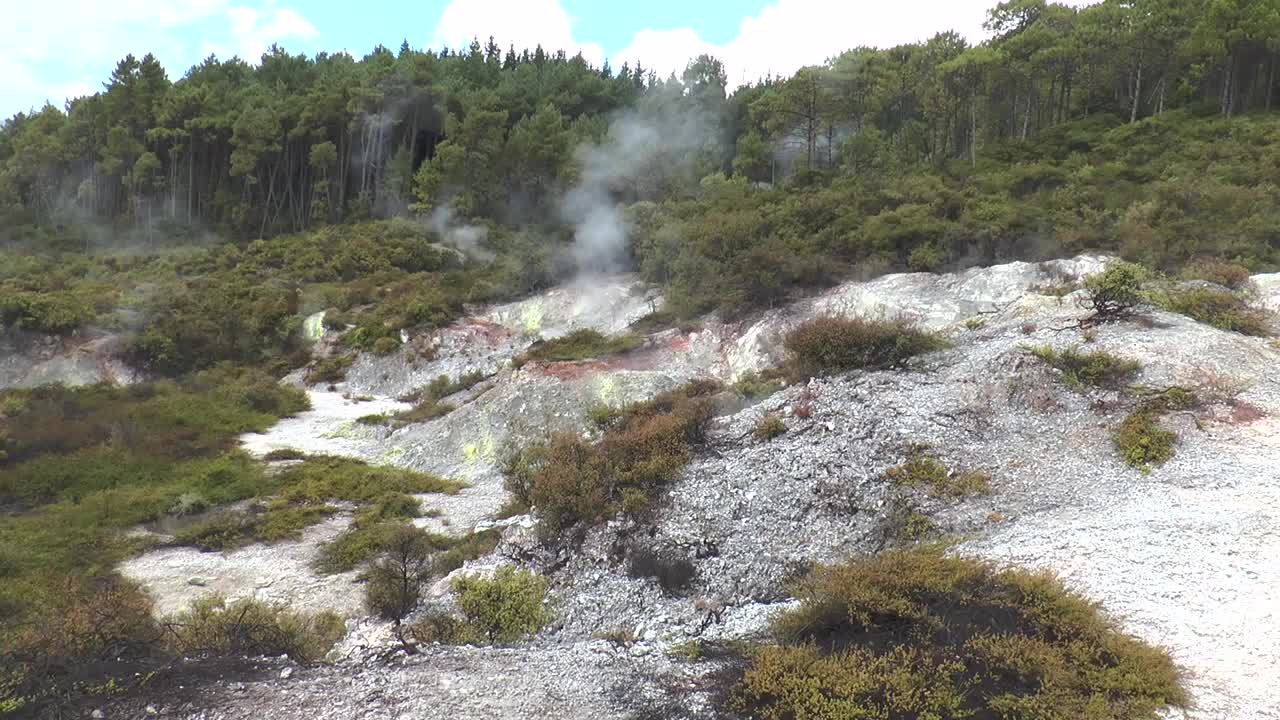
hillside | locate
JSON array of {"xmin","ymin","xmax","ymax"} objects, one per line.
[{"xmin": 4, "ymin": 0, "xmax": 1280, "ymax": 717}]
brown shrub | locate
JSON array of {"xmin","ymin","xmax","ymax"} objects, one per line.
[
  {"xmin": 505, "ymin": 381, "xmax": 716, "ymax": 540},
  {"xmin": 783, "ymin": 316, "xmax": 948, "ymax": 378}
]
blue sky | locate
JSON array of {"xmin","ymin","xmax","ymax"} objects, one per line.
[{"xmin": 3, "ymin": 0, "xmax": 1023, "ymax": 120}]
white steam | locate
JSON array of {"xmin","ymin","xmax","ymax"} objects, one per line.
[
  {"xmin": 561, "ymin": 104, "xmax": 724, "ymax": 275},
  {"xmin": 428, "ymin": 205, "xmax": 494, "ymax": 261}
]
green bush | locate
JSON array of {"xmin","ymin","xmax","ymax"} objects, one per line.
[
  {"xmin": 730, "ymin": 370, "xmax": 787, "ymax": 400},
  {"xmin": 168, "ymin": 595, "xmax": 345, "ymax": 662},
  {"xmin": 304, "ymin": 353, "xmax": 354, "ymax": 385},
  {"xmin": 364, "ymin": 525, "xmax": 438, "ymax": 628},
  {"xmin": 1083, "ymin": 261, "xmax": 1149, "ymax": 320},
  {"xmin": 1114, "ymin": 410, "xmax": 1177, "ymax": 472},
  {"xmin": 753, "ymin": 415, "xmax": 787, "ymax": 441},
  {"xmin": 452, "ymin": 566, "xmax": 551, "ymax": 644},
  {"xmin": 784, "ymin": 315, "xmax": 948, "ymax": 378},
  {"xmin": 1027, "ymin": 344, "xmax": 1141, "ymax": 390},
  {"xmin": 733, "ymin": 549, "xmax": 1186, "ymax": 719},
  {"xmin": 1160, "ymin": 287, "xmax": 1272, "ymax": 336}
]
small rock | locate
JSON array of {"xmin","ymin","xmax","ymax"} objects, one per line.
[
  {"xmin": 145, "ymin": 706, "xmax": 159, "ymax": 716},
  {"xmin": 187, "ymin": 577, "xmax": 208, "ymax": 587},
  {"xmin": 629, "ymin": 643, "xmax": 652, "ymax": 657},
  {"xmin": 280, "ymin": 666, "xmax": 294, "ymax": 680},
  {"xmin": 91, "ymin": 710, "xmax": 105, "ymax": 719}
]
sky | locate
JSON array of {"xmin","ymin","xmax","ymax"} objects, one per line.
[{"xmin": 4, "ymin": 0, "xmax": 1022, "ymax": 120}]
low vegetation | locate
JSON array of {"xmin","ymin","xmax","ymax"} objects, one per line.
[
  {"xmin": 503, "ymin": 380, "xmax": 719, "ymax": 539},
  {"xmin": 783, "ymin": 315, "xmax": 948, "ymax": 379},
  {"xmin": 1179, "ymin": 259, "xmax": 1252, "ymax": 290},
  {"xmin": 753, "ymin": 414, "xmax": 787, "ymax": 441},
  {"xmin": 731, "ymin": 548, "xmax": 1187, "ymax": 719},
  {"xmin": 169, "ymin": 595, "xmax": 346, "ymax": 662},
  {"xmin": 729, "ymin": 370, "xmax": 788, "ymax": 401},
  {"xmin": 514, "ymin": 329, "xmax": 643, "ymax": 366},
  {"xmin": 883, "ymin": 451, "xmax": 992, "ymax": 499},
  {"xmin": 1113, "ymin": 387, "xmax": 1200, "ymax": 472},
  {"xmin": 1082, "ymin": 260, "xmax": 1149, "ymax": 321},
  {"xmin": 304, "ymin": 353, "xmax": 355, "ymax": 385},
  {"xmin": 367, "ymin": 371, "xmax": 489, "ymax": 426},
  {"xmin": 1158, "ymin": 287, "xmax": 1272, "ymax": 336},
  {"xmin": 452, "ymin": 567, "xmax": 552, "ymax": 644},
  {"xmin": 1114, "ymin": 410, "xmax": 1178, "ymax": 472},
  {"xmin": 1027, "ymin": 344, "xmax": 1141, "ymax": 390}
]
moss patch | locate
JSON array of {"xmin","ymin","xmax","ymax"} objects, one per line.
[
  {"xmin": 884, "ymin": 452, "xmax": 992, "ymax": 499},
  {"xmin": 515, "ymin": 329, "xmax": 642, "ymax": 366}
]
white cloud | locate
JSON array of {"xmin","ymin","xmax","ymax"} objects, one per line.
[
  {"xmin": 615, "ymin": 0, "xmax": 996, "ymax": 86},
  {"xmin": 1, "ymin": 0, "xmax": 316, "ymax": 119},
  {"xmin": 431, "ymin": 0, "xmax": 604, "ymax": 66}
]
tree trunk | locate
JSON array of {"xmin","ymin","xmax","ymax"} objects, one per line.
[
  {"xmin": 1130, "ymin": 61, "xmax": 1143, "ymax": 123},
  {"xmin": 1267, "ymin": 55, "xmax": 1275, "ymax": 112},
  {"xmin": 970, "ymin": 95, "xmax": 978, "ymax": 166}
]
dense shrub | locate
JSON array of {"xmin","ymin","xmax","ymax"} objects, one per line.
[
  {"xmin": 784, "ymin": 315, "xmax": 948, "ymax": 378},
  {"xmin": 733, "ymin": 549, "xmax": 1186, "ymax": 719},
  {"xmin": 364, "ymin": 525, "xmax": 438, "ymax": 635},
  {"xmin": 1082, "ymin": 261, "xmax": 1149, "ymax": 320},
  {"xmin": 169, "ymin": 595, "xmax": 345, "ymax": 662},
  {"xmin": 1027, "ymin": 344, "xmax": 1141, "ymax": 390},
  {"xmin": 504, "ymin": 381, "xmax": 718, "ymax": 539},
  {"xmin": 452, "ymin": 566, "xmax": 551, "ymax": 644},
  {"xmin": 1160, "ymin": 287, "xmax": 1272, "ymax": 336}
]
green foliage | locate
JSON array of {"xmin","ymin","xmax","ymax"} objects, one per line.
[
  {"xmin": 1027, "ymin": 344, "xmax": 1142, "ymax": 390},
  {"xmin": 729, "ymin": 370, "xmax": 787, "ymax": 400},
  {"xmin": 304, "ymin": 354, "xmax": 355, "ymax": 385},
  {"xmin": 274, "ymin": 455, "xmax": 462, "ymax": 505},
  {"xmin": 753, "ymin": 415, "xmax": 787, "ymax": 441},
  {"xmin": 516, "ymin": 329, "xmax": 643, "ymax": 365},
  {"xmin": 173, "ymin": 501, "xmax": 335, "ymax": 551},
  {"xmin": 784, "ymin": 316, "xmax": 949, "ymax": 378},
  {"xmin": 364, "ymin": 525, "xmax": 439, "ymax": 626},
  {"xmin": 883, "ymin": 452, "xmax": 992, "ymax": 499},
  {"xmin": 733, "ymin": 549, "xmax": 1186, "ymax": 720},
  {"xmin": 504, "ymin": 381, "xmax": 718, "ymax": 539},
  {"xmin": 1159, "ymin": 287, "xmax": 1273, "ymax": 336},
  {"xmin": 168, "ymin": 595, "xmax": 345, "ymax": 662},
  {"xmin": 1114, "ymin": 410, "xmax": 1177, "ymax": 472},
  {"xmin": 452, "ymin": 566, "xmax": 551, "ymax": 644},
  {"xmin": 1083, "ymin": 261, "xmax": 1150, "ymax": 320}
]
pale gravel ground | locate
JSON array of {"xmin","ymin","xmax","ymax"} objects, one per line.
[
  {"xmin": 121, "ymin": 515, "xmax": 366, "ymax": 617},
  {"xmin": 106, "ymin": 258, "xmax": 1280, "ymax": 720}
]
